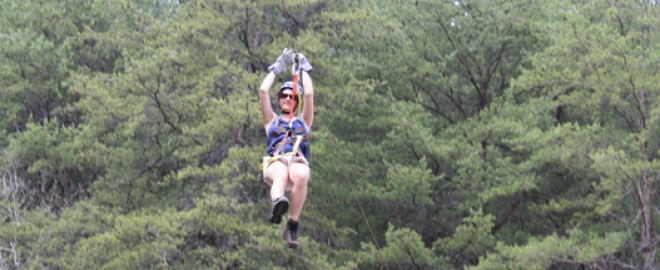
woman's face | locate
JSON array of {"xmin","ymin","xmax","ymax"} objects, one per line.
[{"xmin": 278, "ymin": 89, "xmax": 296, "ymax": 112}]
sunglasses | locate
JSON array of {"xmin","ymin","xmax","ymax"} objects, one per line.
[{"xmin": 279, "ymin": 94, "xmax": 294, "ymax": 100}]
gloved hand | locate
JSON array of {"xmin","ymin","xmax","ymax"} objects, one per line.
[
  {"xmin": 296, "ymin": 53, "xmax": 313, "ymax": 73},
  {"xmin": 268, "ymin": 48, "xmax": 294, "ymax": 75}
]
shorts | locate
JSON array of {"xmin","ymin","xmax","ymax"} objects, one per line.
[{"xmin": 262, "ymin": 155, "xmax": 309, "ymax": 190}]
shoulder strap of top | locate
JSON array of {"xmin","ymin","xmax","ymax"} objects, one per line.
[{"xmin": 296, "ymin": 114, "xmax": 305, "ymax": 125}]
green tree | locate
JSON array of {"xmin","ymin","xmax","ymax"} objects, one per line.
[
  {"xmin": 312, "ymin": 0, "xmax": 552, "ymax": 268},
  {"xmin": 4, "ymin": 0, "xmax": 657, "ymax": 268},
  {"xmin": 473, "ymin": 0, "xmax": 660, "ymax": 268},
  {"xmin": 2, "ymin": 0, "xmax": 358, "ymax": 268}
]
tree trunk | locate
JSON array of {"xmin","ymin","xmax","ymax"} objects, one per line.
[{"xmin": 639, "ymin": 1, "xmax": 655, "ymax": 269}]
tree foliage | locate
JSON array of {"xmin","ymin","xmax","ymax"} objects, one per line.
[{"xmin": 1, "ymin": 0, "xmax": 658, "ymax": 269}]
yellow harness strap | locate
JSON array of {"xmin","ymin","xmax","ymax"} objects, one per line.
[{"xmin": 260, "ymin": 135, "xmax": 304, "ymax": 170}]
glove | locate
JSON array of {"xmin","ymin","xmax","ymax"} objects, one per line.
[
  {"xmin": 268, "ymin": 48, "xmax": 293, "ymax": 75},
  {"xmin": 296, "ymin": 53, "xmax": 313, "ymax": 73}
]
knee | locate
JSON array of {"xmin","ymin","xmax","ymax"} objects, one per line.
[
  {"xmin": 289, "ymin": 167, "xmax": 309, "ymax": 186},
  {"xmin": 266, "ymin": 162, "xmax": 289, "ymax": 183}
]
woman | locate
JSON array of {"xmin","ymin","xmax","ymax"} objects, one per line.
[{"xmin": 258, "ymin": 48, "xmax": 314, "ymax": 249}]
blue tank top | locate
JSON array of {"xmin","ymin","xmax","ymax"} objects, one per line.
[{"xmin": 266, "ymin": 116, "xmax": 310, "ymax": 160}]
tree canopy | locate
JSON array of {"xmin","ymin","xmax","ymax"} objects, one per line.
[{"xmin": 1, "ymin": 0, "xmax": 658, "ymax": 269}]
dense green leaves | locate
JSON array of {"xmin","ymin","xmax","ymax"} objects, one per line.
[{"xmin": 1, "ymin": 0, "xmax": 659, "ymax": 269}]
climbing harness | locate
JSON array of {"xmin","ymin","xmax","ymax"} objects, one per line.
[{"xmin": 259, "ymin": 116, "xmax": 309, "ymax": 170}]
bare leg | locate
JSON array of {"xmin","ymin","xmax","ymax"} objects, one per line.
[
  {"xmin": 265, "ymin": 160, "xmax": 289, "ymax": 200},
  {"xmin": 287, "ymin": 162, "xmax": 309, "ymax": 221}
]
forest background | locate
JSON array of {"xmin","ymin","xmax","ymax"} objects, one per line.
[{"xmin": 1, "ymin": 0, "xmax": 659, "ymax": 269}]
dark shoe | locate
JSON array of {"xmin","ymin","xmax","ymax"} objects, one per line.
[
  {"xmin": 270, "ymin": 197, "xmax": 289, "ymax": 224},
  {"xmin": 282, "ymin": 218, "xmax": 299, "ymax": 249}
]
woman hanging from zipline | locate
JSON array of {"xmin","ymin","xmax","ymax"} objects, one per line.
[{"xmin": 258, "ymin": 48, "xmax": 314, "ymax": 249}]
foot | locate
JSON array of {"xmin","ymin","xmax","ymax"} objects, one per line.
[
  {"xmin": 282, "ymin": 218, "xmax": 299, "ymax": 249},
  {"xmin": 270, "ymin": 197, "xmax": 289, "ymax": 224}
]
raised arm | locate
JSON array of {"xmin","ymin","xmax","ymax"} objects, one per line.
[
  {"xmin": 294, "ymin": 53, "xmax": 315, "ymax": 129},
  {"xmin": 301, "ymin": 71, "xmax": 314, "ymax": 129},
  {"xmin": 259, "ymin": 72, "xmax": 277, "ymax": 128},
  {"xmin": 260, "ymin": 48, "xmax": 293, "ymax": 130}
]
